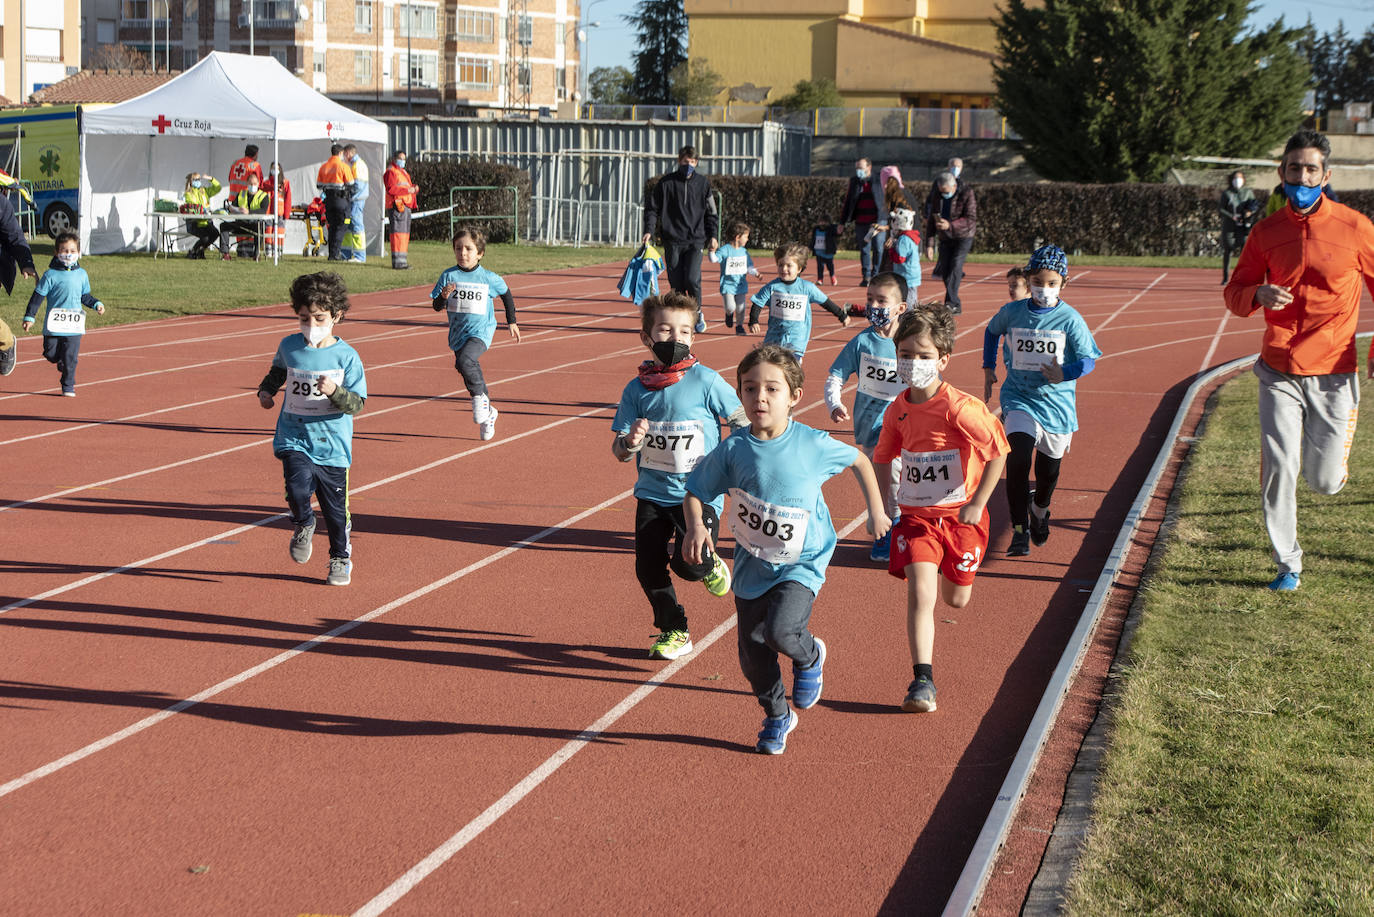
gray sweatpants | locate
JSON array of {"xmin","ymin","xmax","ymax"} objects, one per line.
[{"xmin": 1255, "ymin": 359, "xmax": 1360, "ymax": 574}]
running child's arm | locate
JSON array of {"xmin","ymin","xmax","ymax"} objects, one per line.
[
  {"xmin": 825, "ymin": 372, "xmax": 849, "ymax": 422},
  {"xmin": 683, "ymin": 494, "xmax": 714, "ymax": 566},
  {"xmin": 958, "ymin": 453, "xmax": 1006, "ymax": 526},
  {"xmin": 819, "ymin": 297, "xmax": 850, "ymax": 326},
  {"xmin": 848, "ymin": 451, "xmax": 892, "ymax": 539},
  {"xmin": 323, "ymin": 383, "xmax": 366, "ymax": 415},
  {"xmin": 612, "ymin": 417, "xmax": 650, "ymax": 462},
  {"xmin": 499, "ymin": 289, "xmax": 521, "ymax": 342},
  {"xmin": 80, "ymin": 292, "xmax": 106, "ymax": 315},
  {"xmin": 257, "ymin": 365, "xmax": 287, "ymax": 409},
  {"xmin": 21, "ymin": 289, "xmax": 43, "ymax": 330},
  {"xmin": 432, "ymin": 283, "xmax": 457, "ymax": 311},
  {"xmin": 982, "ymin": 325, "xmax": 1001, "ymax": 402}
]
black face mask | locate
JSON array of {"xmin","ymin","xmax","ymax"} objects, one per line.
[{"xmin": 652, "ymin": 340, "xmax": 691, "ymax": 366}]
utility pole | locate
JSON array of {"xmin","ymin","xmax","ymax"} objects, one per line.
[{"xmin": 406, "ymin": 0, "xmax": 412, "ymax": 115}]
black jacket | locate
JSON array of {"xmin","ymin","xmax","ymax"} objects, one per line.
[
  {"xmin": 0, "ymin": 192, "xmax": 35, "ymax": 295},
  {"xmin": 839, "ymin": 175, "xmax": 887, "ymax": 226},
  {"xmin": 644, "ymin": 169, "xmax": 718, "ymax": 246}
]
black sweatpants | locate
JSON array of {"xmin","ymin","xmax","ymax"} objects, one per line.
[
  {"xmin": 453, "ymin": 338, "xmax": 489, "ymax": 397},
  {"xmin": 281, "ymin": 449, "xmax": 352, "ymax": 559},
  {"xmin": 663, "ymin": 243, "xmax": 704, "ymax": 306},
  {"xmin": 324, "ymin": 191, "xmax": 350, "ymax": 261},
  {"xmin": 634, "ymin": 498, "xmax": 718, "ymax": 633}
]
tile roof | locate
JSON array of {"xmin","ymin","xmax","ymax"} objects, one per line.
[{"xmin": 24, "ymin": 69, "xmax": 180, "ymax": 105}]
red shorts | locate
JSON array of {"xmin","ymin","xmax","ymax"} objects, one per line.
[{"xmin": 887, "ymin": 509, "xmax": 990, "ymax": 587}]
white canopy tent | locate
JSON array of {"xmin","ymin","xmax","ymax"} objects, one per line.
[{"xmin": 79, "ymin": 51, "xmax": 388, "ymax": 259}]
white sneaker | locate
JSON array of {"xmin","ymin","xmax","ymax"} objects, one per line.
[{"xmin": 479, "ymin": 408, "xmax": 498, "ymax": 441}]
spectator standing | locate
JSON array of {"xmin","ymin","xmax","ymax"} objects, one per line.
[
  {"xmin": 341, "ymin": 144, "xmax": 369, "ymax": 263},
  {"xmin": 384, "ymin": 150, "xmax": 419, "ymax": 270},
  {"xmin": 0, "ymin": 190, "xmax": 38, "ymax": 376},
  {"xmin": 643, "ymin": 145, "xmax": 719, "ymax": 323},
  {"xmin": 1218, "ymin": 170, "xmax": 1259, "ymax": 284},
  {"xmin": 262, "ymin": 162, "xmax": 291, "ymax": 257},
  {"xmin": 316, "ymin": 144, "xmax": 354, "ymax": 262},
  {"xmin": 923, "ymin": 171, "xmax": 976, "ymax": 314},
  {"xmin": 839, "ymin": 157, "xmax": 888, "ymax": 287},
  {"xmin": 1223, "ymin": 129, "xmax": 1374, "ymax": 592}
]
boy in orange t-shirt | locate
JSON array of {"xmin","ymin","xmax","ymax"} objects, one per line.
[{"xmin": 874, "ymin": 305, "xmax": 1009, "ymax": 713}]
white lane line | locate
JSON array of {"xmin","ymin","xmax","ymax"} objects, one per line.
[
  {"xmin": 0, "ymin": 404, "xmax": 609, "ymax": 615},
  {"xmin": 350, "ymin": 417, "xmax": 873, "ymax": 917},
  {"xmin": 1198, "ymin": 310, "xmax": 1230, "ymax": 374},
  {"xmin": 0, "ymin": 487, "xmax": 635, "ymax": 801},
  {"xmin": 1091, "ymin": 274, "xmax": 1166, "ymax": 335}
]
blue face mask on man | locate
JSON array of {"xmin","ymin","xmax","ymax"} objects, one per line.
[
  {"xmin": 1282, "ymin": 181, "xmax": 1323, "ymax": 210},
  {"xmin": 679, "ymin": 163, "xmax": 695, "ymax": 178},
  {"xmin": 941, "ymin": 190, "xmax": 955, "ymax": 200}
]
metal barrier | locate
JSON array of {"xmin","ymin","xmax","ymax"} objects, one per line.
[
  {"xmin": 577, "ymin": 104, "xmax": 1015, "ymax": 140},
  {"xmin": 449, "ymin": 185, "xmax": 520, "ymax": 244}
]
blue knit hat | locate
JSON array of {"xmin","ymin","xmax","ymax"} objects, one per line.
[{"xmin": 1027, "ymin": 244, "xmax": 1068, "ymax": 278}]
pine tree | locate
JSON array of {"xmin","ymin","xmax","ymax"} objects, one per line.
[
  {"xmin": 626, "ymin": 0, "xmax": 689, "ymax": 105},
  {"xmin": 994, "ymin": 0, "xmax": 1310, "ymax": 182}
]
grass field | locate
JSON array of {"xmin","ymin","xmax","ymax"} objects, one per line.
[{"xmin": 1065, "ymin": 371, "xmax": 1374, "ymax": 915}]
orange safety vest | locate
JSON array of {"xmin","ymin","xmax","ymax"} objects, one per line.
[
  {"xmin": 228, "ymin": 157, "xmax": 264, "ymax": 196},
  {"xmin": 384, "ymin": 164, "xmax": 418, "ymax": 210},
  {"xmin": 317, "ymin": 155, "xmax": 354, "ymax": 191}
]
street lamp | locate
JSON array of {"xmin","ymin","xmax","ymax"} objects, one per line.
[
  {"xmin": 406, "ymin": 0, "xmax": 412, "ymax": 115},
  {"xmin": 578, "ymin": 0, "xmax": 610, "ymax": 115}
]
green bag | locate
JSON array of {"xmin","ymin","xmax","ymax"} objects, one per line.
[{"xmin": 153, "ymin": 199, "xmax": 179, "ymax": 212}]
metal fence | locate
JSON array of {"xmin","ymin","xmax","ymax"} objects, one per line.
[
  {"xmin": 386, "ymin": 117, "xmax": 812, "ymax": 246},
  {"xmin": 577, "ymin": 105, "xmax": 1015, "ymax": 139}
]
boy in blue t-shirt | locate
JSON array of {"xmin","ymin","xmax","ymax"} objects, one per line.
[
  {"xmin": 824, "ymin": 272, "xmax": 909, "ymax": 562},
  {"xmin": 431, "ymin": 227, "xmax": 521, "ymax": 441},
  {"xmin": 21, "ymin": 231, "xmax": 105, "ymax": 396},
  {"xmin": 612, "ymin": 292, "xmax": 748, "ymax": 661},
  {"xmin": 887, "ymin": 207, "xmax": 922, "ymax": 305},
  {"xmin": 706, "ymin": 220, "xmax": 761, "ymax": 334},
  {"xmin": 257, "ymin": 272, "xmax": 367, "ymax": 586},
  {"xmin": 685, "ymin": 344, "xmax": 892, "ymax": 755},
  {"xmin": 747, "ymin": 242, "xmax": 849, "ymax": 359},
  {"xmin": 982, "ymin": 244, "xmax": 1102, "ymax": 556}
]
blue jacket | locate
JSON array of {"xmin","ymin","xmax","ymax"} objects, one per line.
[
  {"xmin": 25, "ymin": 256, "xmax": 101, "ymax": 336},
  {"xmin": 619, "ymin": 244, "xmax": 664, "ymax": 305}
]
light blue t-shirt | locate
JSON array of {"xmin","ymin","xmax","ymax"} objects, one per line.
[
  {"xmin": 612, "ymin": 362, "xmax": 743, "ymax": 511},
  {"xmin": 29, "ymin": 263, "xmax": 96, "ymax": 337},
  {"xmin": 987, "ymin": 298, "xmax": 1101, "ymax": 433},
  {"xmin": 892, "ymin": 233, "xmax": 922, "ymax": 294},
  {"xmin": 750, "ymin": 277, "xmax": 829, "ymax": 356},
  {"xmin": 271, "ymin": 334, "xmax": 367, "ymax": 467},
  {"xmin": 431, "ymin": 264, "xmax": 510, "ymax": 351},
  {"xmin": 709, "ymin": 244, "xmax": 755, "ymax": 296},
  {"xmin": 827, "ymin": 327, "xmax": 905, "ymax": 449},
  {"xmin": 687, "ymin": 420, "xmax": 858, "ymax": 600}
]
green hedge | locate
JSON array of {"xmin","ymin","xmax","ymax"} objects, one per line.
[
  {"xmin": 406, "ymin": 160, "xmax": 531, "ymax": 243},
  {"xmin": 648, "ymin": 176, "xmax": 1374, "ymax": 258}
]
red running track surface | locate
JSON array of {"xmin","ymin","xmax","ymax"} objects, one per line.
[{"xmin": 2, "ymin": 261, "xmax": 1367, "ymax": 915}]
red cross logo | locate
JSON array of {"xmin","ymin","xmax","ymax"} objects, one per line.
[
  {"xmin": 325, "ymin": 121, "xmax": 335, "ymax": 137},
  {"xmin": 151, "ymin": 114, "xmax": 171, "ymax": 133}
]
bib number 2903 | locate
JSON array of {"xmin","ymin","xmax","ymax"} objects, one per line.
[{"xmin": 736, "ymin": 504, "xmax": 795, "ymax": 542}]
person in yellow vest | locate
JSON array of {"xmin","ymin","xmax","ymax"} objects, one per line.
[
  {"xmin": 384, "ymin": 150, "xmax": 419, "ymax": 270},
  {"xmin": 218, "ymin": 172, "xmax": 271, "ymax": 260},
  {"xmin": 181, "ymin": 171, "xmax": 223, "ymax": 259},
  {"xmin": 316, "ymin": 144, "xmax": 354, "ymax": 262},
  {"xmin": 228, "ymin": 144, "xmax": 264, "ymax": 197},
  {"xmin": 341, "ymin": 144, "xmax": 369, "ymax": 263}
]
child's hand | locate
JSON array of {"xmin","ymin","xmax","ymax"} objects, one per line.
[
  {"xmin": 21, "ymin": 319, "xmax": 33, "ymax": 332},
  {"xmin": 624, "ymin": 417, "xmax": 650, "ymax": 450},
  {"xmin": 867, "ymin": 509, "xmax": 892, "ymax": 540},
  {"xmin": 830, "ymin": 405, "xmax": 849, "ymax": 423},
  {"xmin": 257, "ymin": 390, "xmax": 275, "ymax": 409},
  {"xmin": 508, "ymin": 323, "xmax": 522, "ymax": 342},
  {"xmin": 749, "ymin": 269, "xmax": 762, "ymax": 279},
  {"xmin": 982, "ymin": 367, "xmax": 997, "ymax": 403},
  {"xmin": 316, "ymin": 375, "xmax": 337, "ymax": 397},
  {"xmin": 747, "ymin": 323, "xmax": 760, "ymax": 335},
  {"xmin": 839, "ymin": 313, "xmax": 851, "ymax": 326},
  {"xmin": 440, "ymin": 282, "xmax": 457, "ymax": 298},
  {"xmin": 957, "ymin": 502, "xmax": 984, "ymax": 526},
  {"xmin": 94, "ymin": 302, "xmax": 106, "ymax": 315},
  {"xmin": 684, "ymin": 522, "xmax": 712, "ymax": 566},
  {"xmin": 1040, "ymin": 356, "xmax": 1064, "ymax": 385}
]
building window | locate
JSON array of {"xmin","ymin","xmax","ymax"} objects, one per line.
[
  {"xmin": 517, "ymin": 13, "xmax": 532, "ymax": 47},
  {"xmin": 97, "ymin": 19, "xmax": 117, "ymax": 43},
  {"xmin": 313, "ymin": 54, "xmax": 326, "ymax": 74},
  {"xmin": 454, "ymin": 56, "xmax": 491, "ymax": 89},
  {"xmin": 354, "ymin": 1, "xmax": 371, "ymax": 33},
  {"xmin": 518, "ymin": 62, "xmax": 531, "ymax": 92},
  {"xmin": 398, "ymin": 4, "xmax": 436, "ymax": 39},
  {"xmin": 454, "ymin": 9, "xmax": 494, "ymax": 42},
  {"xmin": 355, "ymin": 51, "xmax": 372, "ymax": 83},
  {"xmin": 183, "ymin": 47, "xmax": 199, "ymax": 68},
  {"xmin": 215, "ymin": 0, "xmax": 228, "ymax": 20},
  {"xmin": 184, "ymin": 0, "xmax": 198, "ymax": 22},
  {"xmin": 556, "ymin": 66, "xmax": 566, "ymax": 101},
  {"xmin": 271, "ymin": 48, "xmax": 288, "ymax": 68},
  {"xmin": 556, "ymin": 22, "xmax": 564, "ymax": 50},
  {"xmin": 399, "ymin": 53, "xmax": 438, "ymax": 89}
]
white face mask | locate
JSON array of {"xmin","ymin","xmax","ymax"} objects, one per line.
[
  {"xmin": 950, "ymin": 166, "xmax": 962, "ymax": 178},
  {"xmin": 57, "ymin": 252, "xmax": 79, "ymax": 266},
  {"xmin": 300, "ymin": 321, "xmax": 332, "ymax": 345},
  {"xmin": 1231, "ymin": 178, "xmax": 1243, "ymax": 190},
  {"xmin": 897, "ymin": 357, "xmax": 941, "ymax": 389},
  {"xmin": 1030, "ymin": 284, "xmax": 1060, "ymax": 308}
]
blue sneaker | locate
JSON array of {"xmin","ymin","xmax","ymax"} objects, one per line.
[
  {"xmin": 869, "ymin": 532, "xmax": 890, "ymax": 563},
  {"xmin": 755, "ymin": 708, "xmax": 798, "ymax": 755},
  {"xmin": 792, "ymin": 637, "xmax": 826, "ymax": 709},
  {"xmin": 1267, "ymin": 572, "xmax": 1300, "ymax": 592},
  {"xmin": 694, "ymin": 316, "xmax": 707, "ymax": 333}
]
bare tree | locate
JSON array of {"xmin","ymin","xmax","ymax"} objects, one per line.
[{"xmin": 89, "ymin": 44, "xmax": 151, "ymax": 70}]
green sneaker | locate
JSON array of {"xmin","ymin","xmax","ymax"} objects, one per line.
[
  {"xmin": 702, "ymin": 553, "xmax": 732, "ymax": 597},
  {"xmin": 649, "ymin": 630, "xmax": 693, "ymax": 660}
]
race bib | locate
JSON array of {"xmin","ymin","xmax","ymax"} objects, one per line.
[
  {"xmin": 724, "ymin": 255, "xmax": 747, "ymax": 276},
  {"xmin": 771, "ymin": 292, "xmax": 808, "ymax": 323},
  {"xmin": 857, "ymin": 352, "xmax": 905, "ymax": 400},
  {"xmin": 897, "ymin": 448, "xmax": 967, "ymax": 507},
  {"xmin": 283, "ymin": 367, "xmax": 346, "ymax": 415},
  {"xmin": 813, "ymin": 230, "xmax": 827, "ymax": 252},
  {"xmin": 446, "ymin": 282, "xmax": 489, "ymax": 315},
  {"xmin": 1009, "ymin": 327, "xmax": 1067, "ymax": 372},
  {"xmin": 45, "ymin": 308, "xmax": 86, "ymax": 335},
  {"xmin": 729, "ymin": 488, "xmax": 810, "ymax": 565},
  {"xmin": 638, "ymin": 419, "xmax": 706, "ymax": 474}
]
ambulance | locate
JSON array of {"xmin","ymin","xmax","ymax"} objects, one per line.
[{"xmin": 0, "ymin": 104, "xmax": 83, "ymax": 237}]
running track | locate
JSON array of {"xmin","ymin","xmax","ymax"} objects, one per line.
[{"xmin": 2, "ymin": 262, "xmax": 1367, "ymax": 915}]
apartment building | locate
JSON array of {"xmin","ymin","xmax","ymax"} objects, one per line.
[
  {"xmin": 1, "ymin": 0, "xmax": 83, "ymax": 103},
  {"xmin": 82, "ymin": 0, "xmax": 578, "ymax": 115}
]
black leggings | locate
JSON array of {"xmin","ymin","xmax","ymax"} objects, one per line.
[
  {"xmin": 1005, "ymin": 432, "xmax": 1062, "ymax": 528},
  {"xmin": 453, "ymin": 339, "xmax": 489, "ymax": 397}
]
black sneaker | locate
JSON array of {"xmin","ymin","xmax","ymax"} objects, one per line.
[
  {"xmin": 859, "ymin": 277, "xmax": 870, "ymax": 287},
  {"xmin": 1008, "ymin": 527, "xmax": 1031, "ymax": 556},
  {"xmin": 725, "ymin": 314, "xmax": 734, "ymax": 328},
  {"xmin": 901, "ymin": 676, "xmax": 937, "ymax": 712},
  {"xmin": 0, "ymin": 341, "xmax": 14, "ymax": 376},
  {"xmin": 1029, "ymin": 508, "xmax": 1051, "ymax": 546},
  {"xmin": 945, "ymin": 301, "xmax": 962, "ymax": 315}
]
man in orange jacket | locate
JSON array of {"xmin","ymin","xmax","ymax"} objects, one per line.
[
  {"xmin": 228, "ymin": 144, "xmax": 264, "ymax": 197},
  {"xmin": 384, "ymin": 150, "xmax": 419, "ymax": 270},
  {"xmin": 1224, "ymin": 129, "xmax": 1374, "ymax": 592},
  {"xmin": 316, "ymin": 143, "xmax": 354, "ymax": 261}
]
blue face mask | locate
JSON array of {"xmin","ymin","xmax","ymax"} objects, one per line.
[
  {"xmin": 865, "ymin": 304, "xmax": 891, "ymax": 328},
  {"xmin": 395, "ymin": 158, "xmax": 405, "ymax": 169},
  {"xmin": 941, "ymin": 190, "xmax": 955, "ymax": 200},
  {"xmin": 856, "ymin": 169, "xmax": 869, "ymax": 180},
  {"xmin": 1283, "ymin": 181, "xmax": 1323, "ymax": 210},
  {"xmin": 679, "ymin": 163, "xmax": 695, "ymax": 178}
]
